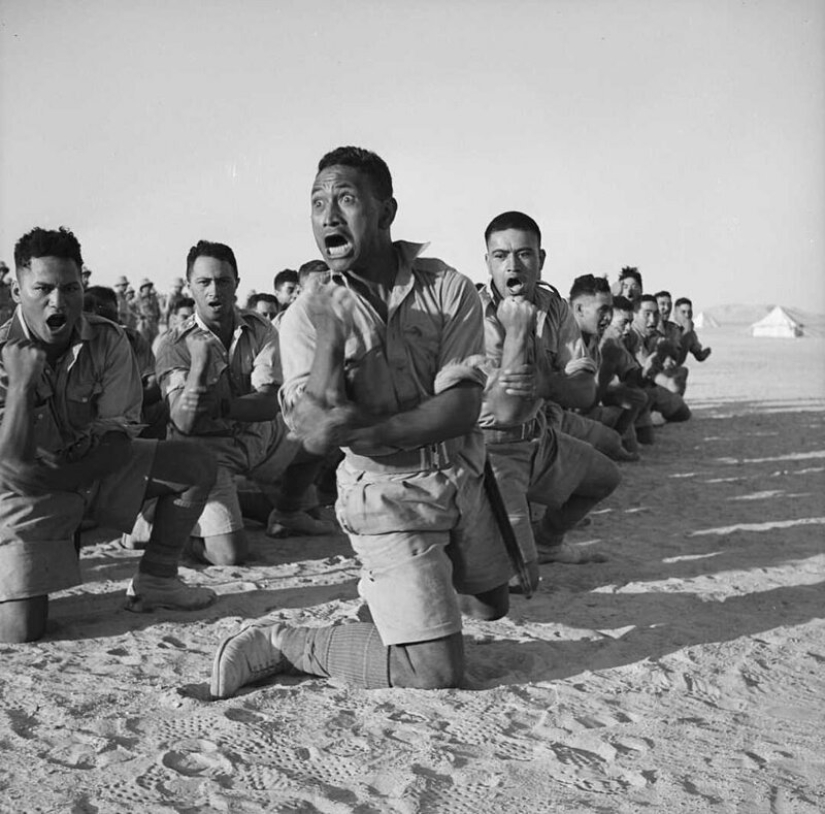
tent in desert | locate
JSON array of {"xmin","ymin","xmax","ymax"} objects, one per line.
[
  {"xmin": 751, "ymin": 306, "xmax": 803, "ymax": 338},
  {"xmin": 694, "ymin": 311, "xmax": 719, "ymax": 329}
]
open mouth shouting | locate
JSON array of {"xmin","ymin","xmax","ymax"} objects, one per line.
[
  {"xmin": 46, "ymin": 313, "xmax": 69, "ymax": 332},
  {"xmin": 323, "ymin": 233, "xmax": 353, "ymax": 261},
  {"xmin": 504, "ymin": 276, "xmax": 527, "ymax": 298}
]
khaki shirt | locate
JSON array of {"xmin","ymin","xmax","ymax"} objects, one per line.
[
  {"xmin": 0, "ymin": 309, "xmax": 143, "ymax": 463},
  {"xmin": 477, "ymin": 283, "xmax": 591, "ymax": 429},
  {"xmin": 155, "ymin": 309, "xmax": 281, "ymax": 456},
  {"xmin": 279, "ymin": 242, "xmax": 487, "ymax": 458}
]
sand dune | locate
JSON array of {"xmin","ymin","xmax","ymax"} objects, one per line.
[{"xmin": 1, "ymin": 331, "xmax": 823, "ymax": 813}]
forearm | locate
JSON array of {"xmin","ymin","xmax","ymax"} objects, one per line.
[
  {"xmin": 347, "ymin": 382, "xmax": 482, "ymax": 450},
  {"xmin": 169, "ymin": 361, "xmax": 210, "ymax": 434},
  {"xmin": 304, "ymin": 331, "xmax": 348, "ymax": 407},
  {"xmin": 595, "ymin": 361, "xmax": 617, "ymax": 404},
  {"xmin": 486, "ymin": 325, "xmax": 534, "ymax": 425},
  {"xmin": 0, "ymin": 385, "xmax": 37, "ymax": 462}
]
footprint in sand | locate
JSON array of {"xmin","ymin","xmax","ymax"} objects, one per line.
[
  {"xmin": 161, "ymin": 738, "xmax": 234, "ymax": 777},
  {"xmin": 411, "ymin": 768, "xmax": 499, "ymax": 814},
  {"xmin": 102, "ymin": 762, "xmax": 169, "ymax": 806}
]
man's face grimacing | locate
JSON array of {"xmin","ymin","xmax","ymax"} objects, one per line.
[
  {"xmin": 311, "ymin": 165, "xmax": 395, "ymax": 273},
  {"xmin": 657, "ymin": 295, "xmax": 673, "ymax": 322},
  {"xmin": 634, "ymin": 301, "xmax": 660, "ymax": 336},
  {"xmin": 189, "ymin": 256, "xmax": 238, "ymax": 326},
  {"xmin": 485, "ymin": 228, "xmax": 545, "ymax": 301},
  {"xmin": 12, "ymin": 257, "xmax": 85, "ymax": 350},
  {"xmin": 575, "ymin": 292, "xmax": 613, "ymax": 338}
]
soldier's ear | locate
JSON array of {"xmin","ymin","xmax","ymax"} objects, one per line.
[
  {"xmin": 378, "ymin": 197, "xmax": 398, "ymax": 230},
  {"xmin": 538, "ymin": 249, "xmax": 546, "ymax": 271},
  {"xmin": 10, "ymin": 273, "xmax": 22, "ymax": 304}
]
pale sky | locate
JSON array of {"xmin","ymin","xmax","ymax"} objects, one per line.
[{"xmin": 1, "ymin": 0, "xmax": 823, "ymax": 312}]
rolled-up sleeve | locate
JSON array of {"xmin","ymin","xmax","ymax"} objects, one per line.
[
  {"xmin": 433, "ymin": 274, "xmax": 487, "ymax": 395},
  {"xmin": 277, "ymin": 298, "xmax": 317, "ymax": 421}
]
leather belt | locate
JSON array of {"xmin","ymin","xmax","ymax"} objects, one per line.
[
  {"xmin": 482, "ymin": 416, "xmax": 542, "ymax": 445},
  {"xmin": 346, "ymin": 441, "xmax": 457, "ymax": 473}
]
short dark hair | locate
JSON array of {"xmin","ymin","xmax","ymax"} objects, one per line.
[
  {"xmin": 569, "ymin": 274, "xmax": 611, "ymax": 302},
  {"xmin": 249, "ymin": 292, "xmax": 278, "ymax": 307},
  {"xmin": 674, "ymin": 297, "xmax": 692, "ymax": 308},
  {"xmin": 185, "ymin": 240, "xmax": 238, "ymax": 280},
  {"xmin": 612, "ymin": 295, "xmax": 633, "ymax": 312},
  {"xmin": 298, "ymin": 259, "xmax": 329, "ymax": 285},
  {"xmin": 14, "ymin": 227, "xmax": 83, "ymax": 274},
  {"xmin": 654, "ymin": 290, "xmax": 671, "ymax": 299},
  {"xmin": 484, "ymin": 211, "xmax": 542, "ymax": 246},
  {"xmin": 619, "ymin": 266, "xmax": 642, "ymax": 287},
  {"xmin": 273, "ymin": 269, "xmax": 299, "ymax": 290},
  {"xmin": 172, "ymin": 296, "xmax": 195, "ymax": 314},
  {"xmin": 638, "ymin": 294, "xmax": 658, "ymax": 310},
  {"xmin": 317, "ymin": 146, "xmax": 393, "ymax": 200},
  {"xmin": 83, "ymin": 286, "xmax": 118, "ymax": 322}
]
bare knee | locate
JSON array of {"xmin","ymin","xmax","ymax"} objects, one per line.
[
  {"xmin": 199, "ymin": 531, "xmax": 248, "ymax": 566},
  {"xmin": 0, "ymin": 595, "xmax": 48, "ymax": 643}
]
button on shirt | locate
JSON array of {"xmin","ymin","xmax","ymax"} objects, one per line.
[
  {"xmin": 0, "ymin": 309, "xmax": 144, "ymax": 463},
  {"xmin": 155, "ymin": 308, "xmax": 282, "ymax": 456},
  {"xmin": 278, "ymin": 242, "xmax": 487, "ymax": 458}
]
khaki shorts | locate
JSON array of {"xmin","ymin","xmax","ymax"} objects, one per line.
[
  {"xmin": 335, "ymin": 441, "xmax": 510, "ymax": 646},
  {"xmin": 0, "ymin": 439, "xmax": 157, "ymax": 601},
  {"xmin": 486, "ymin": 429, "xmax": 599, "ymax": 564},
  {"xmin": 192, "ymin": 416, "xmax": 300, "ymax": 537}
]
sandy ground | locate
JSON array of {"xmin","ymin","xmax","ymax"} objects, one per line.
[{"xmin": 1, "ymin": 327, "xmax": 823, "ymax": 814}]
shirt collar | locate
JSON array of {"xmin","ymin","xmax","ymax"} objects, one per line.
[{"xmin": 190, "ymin": 308, "xmax": 251, "ymax": 337}]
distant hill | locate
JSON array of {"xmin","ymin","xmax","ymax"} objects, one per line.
[{"xmin": 704, "ymin": 304, "xmax": 825, "ymax": 329}]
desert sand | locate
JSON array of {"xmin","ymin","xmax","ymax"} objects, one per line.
[{"xmin": 1, "ymin": 327, "xmax": 823, "ymax": 814}]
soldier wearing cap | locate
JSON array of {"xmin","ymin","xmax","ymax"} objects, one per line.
[
  {"xmin": 113, "ymin": 274, "xmax": 137, "ymax": 329},
  {"xmin": 136, "ymin": 277, "xmax": 161, "ymax": 344}
]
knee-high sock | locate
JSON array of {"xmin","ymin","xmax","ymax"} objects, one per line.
[{"xmin": 282, "ymin": 622, "xmax": 391, "ymax": 689}]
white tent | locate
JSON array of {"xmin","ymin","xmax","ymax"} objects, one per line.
[
  {"xmin": 751, "ymin": 306, "xmax": 803, "ymax": 338},
  {"xmin": 694, "ymin": 311, "xmax": 719, "ymax": 329}
]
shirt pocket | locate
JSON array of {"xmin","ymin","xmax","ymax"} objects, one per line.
[{"xmin": 65, "ymin": 380, "xmax": 103, "ymax": 430}]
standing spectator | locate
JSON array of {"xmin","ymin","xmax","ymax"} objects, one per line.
[
  {"xmin": 81, "ymin": 266, "xmax": 92, "ymax": 290},
  {"xmin": 114, "ymin": 275, "xmax": 138, "ymax": 328},
  {"xmin": 136, "ymin": 278, "xmax": 162, "ymax": 345}
]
